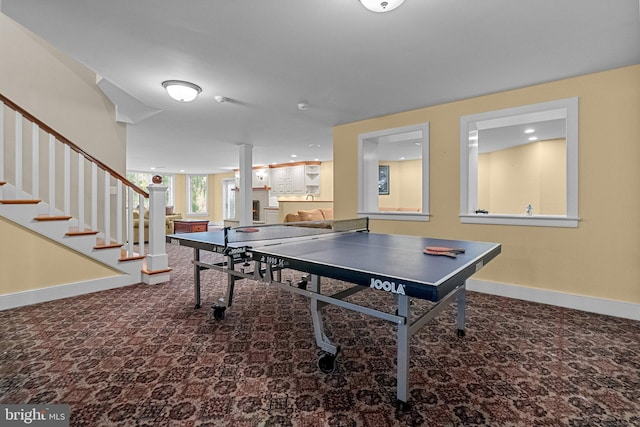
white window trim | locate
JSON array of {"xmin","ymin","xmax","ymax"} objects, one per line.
[
  {"xmin": 222, "ymin": 178, "xmax": 235, "ymax": 220},
  {"xmin": 360, "ymin": 212, "xmax": 431, "ymax": 222},
  {"xmin": 357, "ymin": 122, "xmax": 430, "ymax": 222},
  {"xmin": 459, "ymin": 97, "xmax": 579, "ymax": 228}
]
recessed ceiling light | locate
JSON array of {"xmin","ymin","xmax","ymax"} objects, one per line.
[
  {"xmin": 297, "ymin": 103, "xmax": 308, "ymax": 111},
  {"xmin": 180, "ymin": 169, "xmax": 185, "ymax": 173},
  {"xmin": 150, "ymin": 167, "xmax": 156, "ymax": 170},
  {"xmin": 291, "ymin": 154, "xmax": 297, "ymax": 158},
  {"xmin": 528, "ymin": 136, "xmax": 538, "ymax": 141},
  {"xmin": 400, "ymin": 157, "xmax": 405, "ymax": 160},
  {"xmin": 525, "ymin": 128, "xmax": 535, "ymax": 134},
  {"xmin": 314, "ymin": 158, "xmax": 320, "ymax": 161}
]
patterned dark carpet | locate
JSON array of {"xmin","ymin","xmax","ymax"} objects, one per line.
[{"xmin": 1, "ymin": 242, "xmax": 639, "ymax": 426}]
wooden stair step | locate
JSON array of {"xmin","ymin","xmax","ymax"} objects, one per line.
[
  {"xmin": 119, "ymin": 254, "xmax": 146, "ymax": 262},
  {"xmin": 141, "ymin": 258, "xmax": 172, "ymax": 276},
  {"xmin": 0, "ymin": 199, "xmax": 41, "ymax": 204},
  {"xmin": 142, "ymin": 267, "xmax": 173, "ymax": 275},
  {"xmin": 119, "ymin": 248, "xmax": 145, "ymax": 262},
  {"xmin": 65, "ymin": 227, "xmax": 98, "ymax": 237},
  {"xmin": 34, "ymin": 215, "xmax": 73, "ymax": 221},
  {"xmin": 94, "ymin": 237, "xmax": 123, "ymax": 250},
  {"xmin": 94, "ymin": 242, "xmax": 124, "ymax": 250}
]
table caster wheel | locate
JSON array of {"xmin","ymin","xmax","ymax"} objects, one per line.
[
  {"xmin": 318, "ymin": 354, "xmax": 337, "ymax": 374},
  {"xmin": 395, "ymin": 400, "xmax": 411, "ymax": 411},
  {"xmin": 213, "ymin": 306, "xmax": 226, "ymax": 320},
  {"xmin": 297, "ymin": 278, "xmax": 308, "ymax": 290},
  {"xmin": 456, "ymin": 329, "xmax": 465, "ymax": 337}
]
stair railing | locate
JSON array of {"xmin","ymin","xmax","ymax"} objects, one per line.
[{"xmin": 0, "ymin": 92, "xmax": 159, "ymax": 261}]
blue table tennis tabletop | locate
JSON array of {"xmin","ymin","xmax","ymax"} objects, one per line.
[{"xmin": 167, "ymin": 229, "xmax": 501, "ymax": 302}]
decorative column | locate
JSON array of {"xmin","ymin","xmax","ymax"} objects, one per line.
[
  {"xmin": 142, "ymin": 180, "xmax": 171, "ymax": 284},
  {"xmin": 238, "ymin": 144, "xmax": 253, "ymax": 227}
]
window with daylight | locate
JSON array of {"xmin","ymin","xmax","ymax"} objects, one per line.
[
  {"xmin": 459, "ymin": 97, "xmax": 579, "ymax": 227},
  {"xmin": 358, "ymin": 122, "xmax": 430, "ymax": 221},
  {"xmin": 188, "ymin": 174, "xmax": 208, "ymax": 215},
  {"xmin": 126, "ymin": 172, "xmax": 174, "ymax": 208},
  {"xmin": 222, "ymin": 178, "xmax": 236, "ymax": 220}
]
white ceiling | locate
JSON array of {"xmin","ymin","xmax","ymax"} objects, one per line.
[{"xmin": 2, "ymin": 0, "xmax": 639, "ymax": 174}]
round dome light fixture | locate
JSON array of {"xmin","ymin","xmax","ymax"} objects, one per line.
[
  {"xmin": 359, "ymin": 0, "xmax": 405, "ymax": 13},
  {"xmin": 162, "ymin": 80, "xmax": 202, "ymax": 102}
]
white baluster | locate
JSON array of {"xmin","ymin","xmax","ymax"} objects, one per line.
[
  {"xmin": 64, "ymin": 145, "xmax": 71, "ymax": 216},
  {"xmin": 138, "ymin": 193, "xmax": 145, "ymax": 252},
  {"xmin": 91, "ymin": 162, "xmax": 98, "ymax": 231},
  {"xmin": 15, "ymin": 112, "xmax": 23, "ymax": 196},
  {"xmin": 48, "ymin": 134, "xmax": 56, "ymax": 216},
  {"xmin": 31, "ymin": 123, "xmax": 39, "ymax": 199},
  {"xmin": 127, "ymin": 187, "xmax": 135, "ymax": 255},
  {"xmin": 116, "ymin": 180, "xmax": 123, "ymax": 244},
  {"xmin": 77, "ymin": 153, "xmax": 84, "ymax": 231},
  {"xmin": 0, "ymin": 101, "xmax": 4, "ymax": 185},
  {"xmin": 103, "ymin": 170, "xmax": 111, "ymax": 244}
]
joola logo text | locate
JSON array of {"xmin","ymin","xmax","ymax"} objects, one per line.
[{"xmin": 370, "ymin": 278, "xmax": 405, "ymax": 295}]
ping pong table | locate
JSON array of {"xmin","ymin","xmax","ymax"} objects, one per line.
[{"xmin": 166, "ymin": 218, "xmax": 501, "ymax": 408}]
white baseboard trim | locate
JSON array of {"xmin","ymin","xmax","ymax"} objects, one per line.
[
  {"xmin": 0, "ymin": 275, "xmax": 137, "ymax": 311},
  {"xmin": 466, "ymin": 279, "xmax": 640, "ymax": 321}
]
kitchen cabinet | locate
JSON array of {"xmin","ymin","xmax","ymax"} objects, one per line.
[{"xmin": 271, "ymin": 165, "xmax": 305, "ymax": 194}]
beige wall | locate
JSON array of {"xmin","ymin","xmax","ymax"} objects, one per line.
[
  {"xmin": 173, "ymin": 174, "xmax": 187, "ymax": 218},
  {"xmin": 0, "ymin": 14, "xmax": 127, "ymax": 294},
  {"xmin": 209, "ymin": 172, "xmax": 235, "ymax": 223},
  {"xmin": 334, "ymin": 65, "xmax": 640, "ymax": 304},
  {"xmin": 478, "ymin": 139, "xmax": 566, "ymax": 215},
  {"xmin": 0, "ymin": 218, "xmax": 119, "ymax": 294}
]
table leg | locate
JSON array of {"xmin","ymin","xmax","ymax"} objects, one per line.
[
  {"xmin": 193, "ymin": 248, "xmax": 201, "ymax": 309},
  {"xmin": 396, "ymin": 294, "xmax": 410, "ymax": 407},
  {"xmin": 309, "ymin": 275, "xmax": 338, "ymax": 354},
  {"xmin": 456, "ymin": 282, "xmax": 466, "ymax": 337},
  {"xmin": 225, "ymin": 254, "xmax": 235, "ymax": 307}
]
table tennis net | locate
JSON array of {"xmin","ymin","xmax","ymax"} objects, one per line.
[{"xmin": 224, "ymin": 217, "xmax": 369, "ymax": 244}]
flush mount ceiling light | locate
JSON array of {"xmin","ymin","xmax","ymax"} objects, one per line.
[
  {"xmin": 360, "ymin": 0, "xmax": 405, "ymax": 13},
  {"xmin": 162, "ymin": 80, "xmax": 202, "ymax": 102}
]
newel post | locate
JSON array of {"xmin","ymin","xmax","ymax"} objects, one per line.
[{"xmin": 142, "ymin": 181, "xmax": 172, "ymax": 284}]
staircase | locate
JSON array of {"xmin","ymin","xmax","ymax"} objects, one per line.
[{"xmin": 1, "ymin": 93, "xmax": 170, "ymax": 310}]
